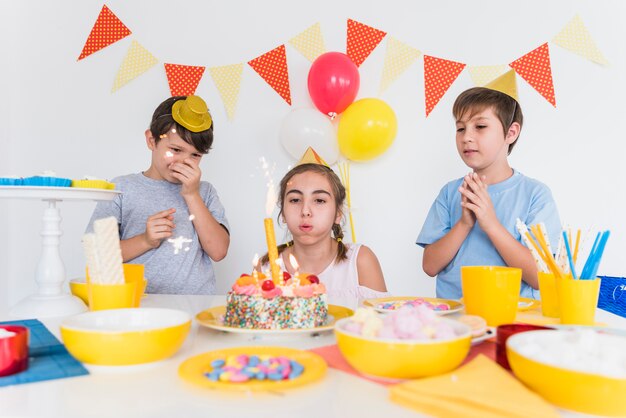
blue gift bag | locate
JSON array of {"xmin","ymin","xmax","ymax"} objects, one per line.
[{"xmin": 598, "ymin": 276, "xmax": 626, "ymax": 318}]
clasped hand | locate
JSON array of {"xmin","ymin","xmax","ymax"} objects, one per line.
[{"xmin": 458, "ymin": 172, "xmax": 498, "ymax": 232}]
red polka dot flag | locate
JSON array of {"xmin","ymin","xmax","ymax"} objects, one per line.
[
  {"xmin": 164, "ymin": 63, "xmax": 206, "ymax": 96},
  {"xmin": 77, "ymin": 5, "xmax": 131, "ymax": 61},
  {"xmin": 510, "ymin": 43, "xmax": 556, "ymax": 107},
  {"xmin": 346, "ymin": 19, "xmax": 387, "ymax": 67},
  {"xmin": 423, "ymin": 55, "xmax": 466, "ymax": 116},
  {"xmin": 248, "ymin": 45, "xmax": 291, "ymax": 105}
]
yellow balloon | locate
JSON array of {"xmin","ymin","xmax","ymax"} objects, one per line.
[{"xmin": 337, "ymin": 98, "xmax": 397, "ymax": 162}]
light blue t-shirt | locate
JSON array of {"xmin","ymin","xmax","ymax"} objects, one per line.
[
  {"xmin": 87, "ymin": 173, "xmax": 229, "ymax": 295},
  {"xmin": 416, "ymin": 170, "xmax": 560, "ymax": 300}
]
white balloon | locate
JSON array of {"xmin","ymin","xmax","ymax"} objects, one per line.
[{"xmin": 279, "ymin": 108, "xmax": 339, "ymax": 165}]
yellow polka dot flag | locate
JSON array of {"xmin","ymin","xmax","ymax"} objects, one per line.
[
  {"xmin": 423, "ymin": 55, "xmax": 466, "ymax": 116},
  {"xmin": 379, "ymin": 36, "xmax": 421, "ymax": 94},
  {"xmin": 248, "ymin": 45, "xmax": 292, "ymax": 105},
  {"xmin": 208, "ymin": 63, "xmax": 244, "ymax": 120},
  {"xmin": 468, "ymin": 65, "xmax": 508, "ymax": 87},
  {"xmin": 164, "ymin": 63, "xmax": 206, "ymax": 96},
  {"xmin": 78, "ymin": 5, "xmax": 131, "ymax": 61},
  {"xmin": 346, "ymin": 19, "xmax": 387, "ymax": 67},
  {"xmin": 484, "ymin": 69, "xmax": 519, "ymax": 101},
  {"xmin": 111, "ymin": 40, "xmax": 158, "ymax": 92},
  {"xmin": 289, "ymin": 23, "xmax": 326, "ymax": 62},
  {"xmin": 510, "ymin": 43, "xmax": 556, "ymax": 107},
  {"xmin": 552, "ymin": 14, "xmax": 608, "ymax": 66}
]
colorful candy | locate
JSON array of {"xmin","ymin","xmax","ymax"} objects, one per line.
[
  {"xmin": 376, "ymin": 298, "xmax": 450, "ymax": 312},
  {"xmin": 204, "ymin": 355, "xmax": 305, "ymax": 383}
]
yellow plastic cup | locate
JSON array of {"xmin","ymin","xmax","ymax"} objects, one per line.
[
  {"xmin": 461, "ymin": 266, "xmax": 522, "ymax": 326},
  {"xmin": 556, "ymin": 277, "xmax": 600, "ymax": 325},
  {"xmin": 85, "ymin": 264, "xmax": 146, "ymax": 310},
  {"xmin": 538, "ymin": 272, "xmax": 560, "ymax": 318}
]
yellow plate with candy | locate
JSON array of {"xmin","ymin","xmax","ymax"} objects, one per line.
[
  {"xmin": 363, "ymin": 296, "xmax": 463, "ymax": 315},
  {"xmin": 196, "ymin": 305, "xmax": 353, "ymax": 335},
  {"xmin": 178, "ymin": 346, "xmax": 327, "ymax": 391}
]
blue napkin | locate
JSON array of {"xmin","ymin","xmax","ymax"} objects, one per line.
[{"xmin": 0, "ymin": 319, "xmax": 89, "ymax": 387}]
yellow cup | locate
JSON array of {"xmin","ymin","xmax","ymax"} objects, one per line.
[
  {"xmin": 461, "ymin": 266, "xmax": 522, "ymax": 326},
  {"xmin": 87, "ymin": 282, "xmax": 138, "ymax": 311},
  {"xmin": 85, "ymin": 264, "xmax": 147, "ymax": 311},
  {"xmin": 556, "ymin": 277, "xmax": 600, "ymax": 325},
  {"xmin": 538, "ymin": 272, "xmax": 560, "ymax": 318}
]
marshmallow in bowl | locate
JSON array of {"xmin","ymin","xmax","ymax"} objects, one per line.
[
  {"xmin": 513, "ymin": 329, "xmax": 626, "ymax": 379},
  {"xmin": 343, "ymin": 305, "xmax": 457, "ymax": 341}
]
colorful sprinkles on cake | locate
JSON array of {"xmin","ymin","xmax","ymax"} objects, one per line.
[
  {"xmin": 376, "ymin": 298, "xmax": 450, "ymax": 312},
  {"xmin": 204, "ymin": 355, "xmax": 304, "ymax": 382}
]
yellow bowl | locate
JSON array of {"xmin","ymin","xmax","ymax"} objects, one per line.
[
  {"xmin": 60, "ymin": 308, "xmax": 191, "ymax": 366},
  {"xmin": 507, "ymin": 330, "xmax": 626, "ymax": 416},
  {"xmin": 334, "ymin": 317, "xmax": 471, "ymax": 379}
]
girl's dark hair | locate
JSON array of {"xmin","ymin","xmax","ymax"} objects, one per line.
[
  {"xmin": 260, "ymin": 163, "xmax": 347, "ymax": 266},
  {"xmin": 452, "ymin": 87, "xmax": 523, "ymax": 155},
  {"xmin": 150, "ymin": 96, "xmax": 214, "ymax": 154}
]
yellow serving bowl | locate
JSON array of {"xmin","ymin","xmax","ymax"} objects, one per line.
[
  {"xmin": 334, "ymin": 317, "xmax": 471, "ymax": 379},
  {"xmin": 507, "ymin": 330, "xmax": 626, "ymax": 416},
  {"xmin": 60, "ymin": 308, "xmax": 191, "ymax": 366}
]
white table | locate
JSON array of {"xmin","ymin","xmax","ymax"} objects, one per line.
[
  {"xmin": 0, "ymin": 186, "xmax": 119, "ymax": 318},
  {"xmin": 1, "ymin": 295, "xmax": 624, "ymax": 418}
]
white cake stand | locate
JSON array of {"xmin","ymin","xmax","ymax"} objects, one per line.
[{"xmin": 0, "ymin": 186, "xmax": 120, "ymax": 318}]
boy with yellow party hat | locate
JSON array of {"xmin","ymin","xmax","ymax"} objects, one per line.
[
  {"xmin": 417, "ymin": 76, "xmax": 561, "ymax": 300},
  {"xmin": 260, "ymin": 146, "xmax": 389, "ymax": 302},
  {"xmin": 87, "ymin": 96, "xmax": 230, "ymax": 294}
]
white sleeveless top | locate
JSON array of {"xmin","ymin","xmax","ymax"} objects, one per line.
[{"xmin": 279, "ymin": 243, "xmax": 390, "ymax": 308}]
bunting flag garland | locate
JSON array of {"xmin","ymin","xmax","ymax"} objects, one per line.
[
  {"xmin": 423, "ymin": 55, "xmax": 466, "ymax": 116},
  {"xmin": 288, "ymin": 23, "xmax": 326, "ymax": 62},
  {"xmin": 208, "ymin": 64, "xmax": 244, "ymax": 120},
  {"xmin": 552, "ymin": 14, "xmax": 608, "ymax": 65},
  {"xmin": 248, "ymin": 45, "xmax": 292, "ymax": 105},
  {"xmin": 77, "ymin": 5, "xmax": 131, "ymax": 61},
  {"xmin": 468, "ymin": 65, "xmax": 508, "ymax": 87},
  {"xmin": 346, "ymin": 19, "xmax": 387, "ymax": 67},
  {"xmin": 111, "ymin": 40, "xmax": 158, "ymax": 92},
  {"xmin": 510, "ymin": 43, "xmax": 556, "ymax": 107},
  {"xmin": 379, "ymin": 36, "xmax": 421, "ymax": 94},
  {"xmin": 484, "ymin": 69, "xmax": 519, "ymax": 101},
  {"xmin": 164, "ymin": 63, "xmax": 206, "ymax": 96}
]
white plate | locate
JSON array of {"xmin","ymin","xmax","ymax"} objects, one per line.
[
  {"xmin": 471, "ymin": 327, "xmax": 496, "ymax": 345},
  {"xmin": 363, "ymin": 296, "xmax": 464, "ymax": 316},
  {"xmin": 195, "ymin": 305, "xmax": 353, "ymax": 336}
]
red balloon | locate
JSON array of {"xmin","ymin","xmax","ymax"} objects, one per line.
[{"xmin": 307, "ymin": 52, "xmax": 360, "ymax": 118}]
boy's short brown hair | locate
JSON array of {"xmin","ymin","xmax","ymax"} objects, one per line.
[
  {"xmin": 452, "ymin": 87, "xmax": 523, "ymax": 155},
  {"xmin": 150, "ymin": 96, "xmax": 214, "ymax": 154}
]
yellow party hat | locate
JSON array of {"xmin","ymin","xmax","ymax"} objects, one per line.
[
  {"xmin": 485, "ymin": 69, "xmax": 519, "ymax": 101},
  {"xmin": 297, "ymin": 147, "xmax": 329, "ymax": 167},
  {"xmin": 172, "ymin": 95, "xmax": 213, "ymax": 132}
]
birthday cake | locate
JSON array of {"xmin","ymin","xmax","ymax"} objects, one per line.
[{"xmin": 223, "ymin": 272, "xmax": 328, "ymax": 329}]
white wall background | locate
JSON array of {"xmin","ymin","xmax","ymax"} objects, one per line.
[{"xmin": 2, "ymin": 0, "xmax": 625, "ymax": 312}]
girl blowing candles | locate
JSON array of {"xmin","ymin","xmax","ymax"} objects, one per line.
[{"xmin": 261, "ymin": 148, "xmax": 389, "ymax": 303}]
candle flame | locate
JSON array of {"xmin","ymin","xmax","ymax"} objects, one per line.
[
  {"xmin": 252, "ymin": 253, "xmax": 259, "ymax": 268},
  {"xmin": 188, "ymin": 214, "xmax": 195, "ymax": 221},
  {"xmin": 165, "ymin": 151, "xmax": 174, "ymax": 158}
]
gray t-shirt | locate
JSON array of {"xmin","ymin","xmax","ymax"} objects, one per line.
[{"xmin": 86, "ymin": 173, "xmax": 229, "ymax": 294}]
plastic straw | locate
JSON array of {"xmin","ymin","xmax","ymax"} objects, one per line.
[
  {"xmin": 580, "ymin": 232, "xmax": 601, "ymax": 279},
  {"xmin": 586, "ymin": 231, "xmax": 610, "ymax": 280},
  {"xmin": 562, "ymin": 230, "xmax": 578, "ymax": 280}
]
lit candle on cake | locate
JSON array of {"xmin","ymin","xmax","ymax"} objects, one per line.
[
  {"xmin": 289, "ymin": 254, "xmax": 300, "ymax": 285},
  {"xmin": 251, "ymin": 254, "xmax": 260, "ymax": 281},
  {"xmin": 264, "ymin": 177, "xmax": 281, "ymax": 284}
]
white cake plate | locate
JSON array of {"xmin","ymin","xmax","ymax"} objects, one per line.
[{"xmin": 0, "ymin": 186, "xmax": 120, "ymax": 318}]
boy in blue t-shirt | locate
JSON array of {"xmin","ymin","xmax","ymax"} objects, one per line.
[
  {"xmin": 87, "ymin": 95, "xmax": 230, "ymax": 294},
  {"xmin": 416, "ymin": 87, "xmax": 560, "ymax": 299}
]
